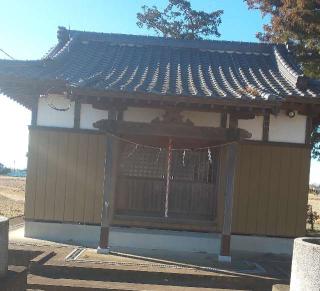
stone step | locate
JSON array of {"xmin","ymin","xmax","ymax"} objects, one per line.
[
  {"xmin": 29, "ymin": 263, "xmax": 276, "ymax": 291},
  {"xmin": 28, "ymin": 274, "xmax": 247, "ymax": 291}
]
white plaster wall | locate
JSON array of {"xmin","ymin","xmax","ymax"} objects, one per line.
[
  {"xmin": 123, "ymin": 107, "xmax": 221, "ymax": 127},
  {"xmin": 182, "ymin": 111, "xmax": 221, "ymax": 127},
  {"xmin": 24, "ymin": 221, "xmax": 294, "ymax": 255},
  {"xmin": 269, "ymin": 110, "xmax": 306, "ymax": 144},
  {"xmin": 238, "ymin": 116, "xmax": 263, "ymax": 141},
  {"xmin": 123, "ymin": 107, "xmax": 165, "ymax": 123},
  {"xmin": 80, "ymin": 104, "xmax": 108, "ymax": 130},
  {"xmin": 231, "ymin": 235, "xmax": 293, "ymax": 255},
  {"xmin": 37, "ymin": 94, "xmax": 75, "ymax": 128}
]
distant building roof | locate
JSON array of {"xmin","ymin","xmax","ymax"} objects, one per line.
[{"xmin": 0, "ymin": 26, "xmax": 319, "ymax": 108}]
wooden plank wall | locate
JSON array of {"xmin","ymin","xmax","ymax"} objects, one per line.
[
  {"xmin": 25, "ymin": 128, "xmax": 310, "ymax": 237},
  {"xmin": 232, "ymin": 143, "xmax": 310, "ymax": 237},
  {"xmin": 25, "ymin": 128, "xmax": 106, "ymax": 224}
]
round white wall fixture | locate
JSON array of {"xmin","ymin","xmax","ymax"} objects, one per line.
[
  {"xmin": 0, "ymin": 216, "xmax": 9, "ymax": 278},
  {"xmin": 290, "ymin": 237, "xmax": 320, "ymax": 291}
]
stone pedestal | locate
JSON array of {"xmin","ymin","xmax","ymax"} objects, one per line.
[
  {"xmin": 290, "ymin": 237, "xmax": 320, "ymax": 291},
  {"xmin": 0, "ymin": 216, "xmax": 9, "ymax": 278},
  {"xmin": 0, "ymin": 266, "xmax": 28, "ymax": 290}
]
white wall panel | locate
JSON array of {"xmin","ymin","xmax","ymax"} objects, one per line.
[
  {"xmin": 123, "ymin": 107, "xmax": 221, "ymax": 127},
  {"xmin": 238, "ymin": 116, "xmax": 263, "ymax": 141},
  {"xmin": 182, "ymin": 111, "xmax": 221, "ymax": 127},
  {"xmin": 37, "ymin": 95, "xmax": 74, "ymax": 128},
  {"xmin": 269, "ymin": 111, "xmax": 306, "ymax": 144},
  {"xmin": 80, "ymin": 104, "xmax": 108, "ymax": 130},
  {"xmin": 123, "ymin": 107, "xmax": 165, "ymax": 123}
]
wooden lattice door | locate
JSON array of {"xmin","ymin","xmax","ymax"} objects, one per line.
[{"xmin": 115, "ymin": 143, "xmax": 219, "ymax": 222}]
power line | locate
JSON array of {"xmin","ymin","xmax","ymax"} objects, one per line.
[{"xmin": 0, "ymin": 48, "xmax": 15, "ymax": 60}]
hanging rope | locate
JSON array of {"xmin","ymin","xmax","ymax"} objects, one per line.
[
  {"xmin": 41, "ymin": 87, "xmax": 72, "ymax": 112},
  {"xmin": 182, "ymin": 150, "xmax": 186, "ymax": 167},
  {"xmin": 208, "ymin": 148, "xmax": 212, "ymax": 164},
  {"xmin": 116, "ymin": 133, "xmax": 232, "ymax": 220},
  {"xmin": 155, "ymin": 148, "xmax": 162, "ymax": 163},
  {"xmin": 126, "ymin": 144, "xmax": 139, "ymax": 158},
  {"xmin": 45, "ymin": 94, "xmax": 72, "ymax": 112},
  {"xmin": 105, "ymin": 131, "xmax": 237, "ymax": 152}
]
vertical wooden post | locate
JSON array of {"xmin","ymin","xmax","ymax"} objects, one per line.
[
  {"xmin": 97, "ymin": 109, "xmax": 117, "ymax": 254},
  {"xmin": 219, "ymin": 142, "xmax": 237, "ymax": 263},
  {"xmin": 262, "ymin": 112, "xmax": 270, "ymax": 142},
  {"xmin": 229, "ymin": 114, "xmax": 238, "ymax": 129},
  {"xmin": 164, "ymin": 138, "xmax": 173, "ymax": 218},
  {"xmin": 220, "ymin": 112, "xmax": 227, "ymax": 128},
  {"xmin": 74, "ymin": 99, "xmax": 81, "ymax": 129},
  {"xmin": 31, "ymin": 97, "xmax": 38, "ymax": 126},
  {"xmin": 305, "ymin": 116, "xmax": 313, "ymax": 145}
]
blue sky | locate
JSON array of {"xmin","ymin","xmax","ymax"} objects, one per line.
[
  {"xmin": 0, "ymin": 0, "xmax": 268, "ymax": 59},
  {"xmin": 0, "ymin": 0, "xmax": 319, "ymax": 183}
]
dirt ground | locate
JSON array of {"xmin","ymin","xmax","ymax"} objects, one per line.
[
  {"xmin": 308, "ymin": 193, "xmax": 320, "ymax": 214},
  {"xmin": 0, "ymin": 175, "xmax": 25, "ymax": 218},
  {"xmin": 308, "ymin": 192, "xmax": 320, "ymax": 232}
]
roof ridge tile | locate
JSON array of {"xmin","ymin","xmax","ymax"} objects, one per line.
[{"xmin": 57, "ymin": 26, "xmax": 282, "ymax": 55}]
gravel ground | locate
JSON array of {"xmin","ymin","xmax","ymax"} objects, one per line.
[
  {"xmin": 0, "ymin": 175, "xmax": 25, "ymax": 218},
  {"xmin": 0, "ymin": 194, "xmax": 24, "ymax": 218}
]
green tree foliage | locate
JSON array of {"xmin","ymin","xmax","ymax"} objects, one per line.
[
  {"xmin": 307, "ymin": 204, "xmax": 320, "ymax": 231},
  {"xmin": 245, "ymin": 0, "xmax": 320, "ymax": 159},
  {"xmin": 0, "ymin": 163, "xmax": 10, "ymax": 175},
  {"xmin": 137, "ymin": 0, "xmax": 223, "ymax": 40}
]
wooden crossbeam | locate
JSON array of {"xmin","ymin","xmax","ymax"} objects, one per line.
[{"xmin": 93, "ymin": 120, "xmax": 251, "ymax": 144}]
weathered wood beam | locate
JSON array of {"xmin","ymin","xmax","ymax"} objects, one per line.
[
  {"xmin": 69, "ymin": 87, "xmax": 283, "ymax": 109},
  {"xmin": 93, "ymin": 120, "xmax": 252, "ymax": 143},
  {"xmin": 219, "ymin": 142, "xmax": 238, "ymax": 263},
  {"xmin": 92, "ymin": 99, "xmax": 127, "ymax": 112},
  {"xmin": 80, "ymin": 92, "xmax": 286, "ymax": 117},
  {"xmin": 231, "ymin": 112, "xmax": 255, "ymax": 120}
]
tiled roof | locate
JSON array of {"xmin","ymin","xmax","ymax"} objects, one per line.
[{"xmin": 0, "ymin": 26, "xmax": 319, "ymax": 107}]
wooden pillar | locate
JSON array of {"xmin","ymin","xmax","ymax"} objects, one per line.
[
  {"xmin": 220, "ymin": 112, "xmax": 227, "ymax": 128},
  {"xmin": 74, "ymin": 99, "xmax": 81, "ymax": 129},
  {"xmin": 219, "ymin": 142, "xmax": 237, "ymax": 263},
  {"xmin": 262, "ymin": 112, "xmax": 270, "ymax": 142},
  {"xmin": 164, "ymin": 138, "xmax": 173, "ymax": 218},
  {"xmin": 305, "ymin": 116, "xmax": 313, "ymax": 145},
  {"xmin": 229, "ymin": 114, "xmax": 238, "ymax": 129},
  {"xmin": 31, "ymin": 97, "xmax": 38, "ymax": 126},
  {"xmin": 98, "ymin": 109, "xmax": 118, "ymax": 254}
]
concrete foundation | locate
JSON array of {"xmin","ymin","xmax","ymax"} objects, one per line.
[
  {"xmin": 25, "ymin": 220, "xmax": 294, "ymax": 255},
  {"xmin": 290, "ymin": 237, "xmax": 320, "ymax": 291},
  {"xmin": 0, "ymin": 216, "xmax": 9, "ymax": 278}
]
